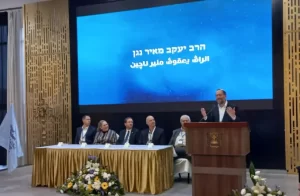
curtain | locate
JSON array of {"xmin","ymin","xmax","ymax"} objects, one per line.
[
  {"xmin": 0, "ymin": 12, "xmax": 8, "ymax": 166},
  {"xmin": 7, "ymin": 9, "xmax": 26, "ymax": 166}
]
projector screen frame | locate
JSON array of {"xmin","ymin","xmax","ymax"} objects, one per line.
[{"xmin": 70, "ymin": 0, "xmax": 283, "ymax": 113}]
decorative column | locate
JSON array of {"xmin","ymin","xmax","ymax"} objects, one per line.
[
  {"xmin": 24, "ymin": 0, "xmax": 72, "ymax": 164},
  {"xmin": 283, "ymin": 0, "xmax": 300, "ymax": 174}
]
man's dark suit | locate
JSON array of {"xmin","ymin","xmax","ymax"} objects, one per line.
[
  {"xmin": 116, "ymin": 128, "xmax": 140, "ymax": 145},
  {"xmin": 139, "ymin": 127, "xmax": 165, "ymax": 145},
  {"xmin": 74, "ymin": 126, "xmax": 96, "ymax": 144},
  {"xmin": 203, "ymin": 102, "xmax": 240, "ymax": 122},
  {"xmin": 168, "ymin": 128, "xmax": 181, "ymax": 146},
  {"xmin": 169, "ymin": 128, "xmax": 190, "ymax": 160}
]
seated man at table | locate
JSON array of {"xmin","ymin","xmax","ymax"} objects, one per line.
[
  {"xmin": 139, "ymin": 115, "xmax": 165, "ymax": 145},
  {"xmin": 169, "ymin": 114, "xmax": 191, "ymax": 161},
  {"xmin": 74, "ymin": 115, "xmax": 96, "ymax": 144},
  {"xmin": 117, "ymin": 117, "xmax": 140, "ymax": 145}
]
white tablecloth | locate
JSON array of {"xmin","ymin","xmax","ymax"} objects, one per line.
[{"xmin": 38, "ymin": 144, "xmax": 172, "ymax": 151}]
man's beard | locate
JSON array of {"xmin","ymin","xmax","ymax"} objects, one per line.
[{"xmin": 218, "ymin": 99, "xmax": 225, "ymax": 105}]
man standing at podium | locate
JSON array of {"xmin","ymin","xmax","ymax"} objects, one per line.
[{"xmin": 200, "ymin": 89, "xmax": 240, "ymax": 122}]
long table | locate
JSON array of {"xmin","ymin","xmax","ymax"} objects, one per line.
[{"xmin": 32, "ymin": 144, "xmax": 174, "ymax": 194}]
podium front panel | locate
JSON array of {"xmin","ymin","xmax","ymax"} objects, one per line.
[{"xmin": 185, "ymin": 122, "xmax": 250, "ymax": 156}]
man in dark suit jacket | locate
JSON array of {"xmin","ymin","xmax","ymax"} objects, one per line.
[
  {"xmin": 139, "ymin": 115, "xmax": 165, "ymax": 145},
  {"xmin": 74, "ymin": 115, "xmax": 96, "ymax": 144},
  {"xmin": 169, "ymin": 115, "xmax": 191, "ymax": 160},
  {"xmin": 200, "ymin": 89, "xmax": 240, "ymax": 122},
  {"xmin": 117, "ymin": 117, "xmax": 140, "ymax": 145}
]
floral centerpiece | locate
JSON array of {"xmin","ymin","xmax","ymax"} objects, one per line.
[
  {"xmin": 230, "ymin": 162, "xmax": 286, "ymax": 196},
  {"xmin": 57, "ymin": 155, "xmax": 125, "ymax": 196}
]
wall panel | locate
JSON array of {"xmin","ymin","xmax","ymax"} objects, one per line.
[
  {"xmin": 283, "ymin": 0, "xmax": 300, "ymax": 173},
  {"xmin": 24, "ymin": 0, "xmax": 71, "ymax": 164}
]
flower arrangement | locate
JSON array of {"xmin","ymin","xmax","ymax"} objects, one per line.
[
  {"xmin": 230, "ymin": 162, "xmax": 286, "ymax": 196},
  {"xmin": 57, "ymin": 155, "xmax": 125, "ymax": 196}
]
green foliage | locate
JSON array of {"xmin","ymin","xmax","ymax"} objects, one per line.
[{"xmin": 249, "ymin": 162, "xmax": 256, "ymax": 185}]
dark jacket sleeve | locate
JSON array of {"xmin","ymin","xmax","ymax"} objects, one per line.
[
  {"xmin": 202, "ymin": 110, "xmax": 214, "ymax": 122},
  {"xmin": 231, "ymin": 106, "xmax": 240, "ymax": 122},
  {"xmin": 233, "ymin": 116, "xmax": 240, "ymax": 122},
  {"xmin": 91, "ymin": 127, "xmax": 97, "ymax": 142},
  {"xmin": 169, "ymin": 130, "xmax": 176, "ymax": 145},
  {"xmin": 138, "ymin": 130, "xmax": 146, "ymax": 145},
  {"xmin": 138, "ymin": 130, "xmax": 142, "ymax": 144},
  {"xmin": 134, "ymin": 129, "xmax": 141, "ymax": 144},
  {"xmin": 116, "ymin": 136, "xmax": 121, "ymax": 145},
  {"xmin": 159, "ymin": 129, "xmax": 166, "ymax": 145},
  {"xmin": 86, "ymin": 127, "xmax": 97, "ymax": 144},
  {"xmin": 116, "ymin": 130, "xmax": 123, "ymax": 145}
]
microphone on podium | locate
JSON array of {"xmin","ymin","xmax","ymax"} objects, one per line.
[{"xmin": 200, "ymin": 105, "xmax": 216, "ymax": 122}]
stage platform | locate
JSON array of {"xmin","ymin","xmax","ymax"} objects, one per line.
[{"xmin": 0, "ymin": 166, "xmax": 297, "ymax": 196}]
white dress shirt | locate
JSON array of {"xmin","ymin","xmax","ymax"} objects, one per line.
[
  {"xmin": 218, "ymin": 101, "xmax": 228, "ymax": 122},
  {"xmin": 80, "ymin": 126, "xmax": 89, "ymax": 143},
  {"xmin": 148, "ymin": 126, "xmax": 156, "ymax": 142},
  {"xmin": 124, "ymin": 129, "xmax": 132, "ymax": 143},
  {"xmin": 203, "ymin": 100, "xmax": 236, "ymax": 121}
]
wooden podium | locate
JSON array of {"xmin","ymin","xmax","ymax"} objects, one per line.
[{"xmin": 184, "ymin": 122, "xmax": 250, "ymax": 196}]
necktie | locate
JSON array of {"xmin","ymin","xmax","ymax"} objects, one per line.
[{"xmin": 123, "ymin": 132, "xmax": 130, "ymax": 144}]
